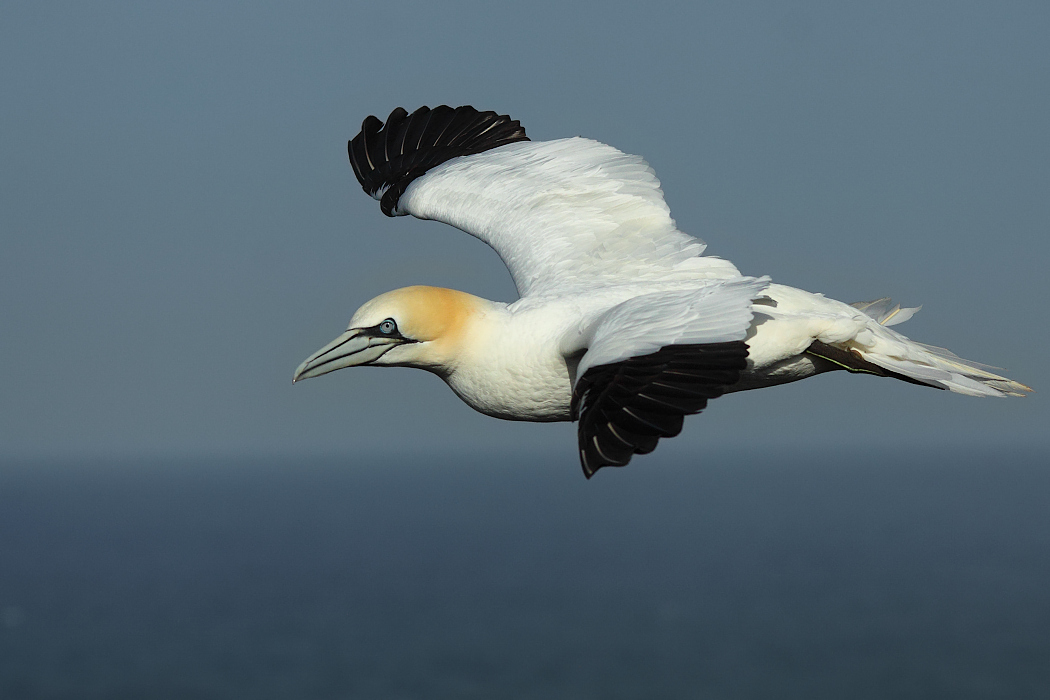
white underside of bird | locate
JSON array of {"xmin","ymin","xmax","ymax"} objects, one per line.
[{"xmin": 293, "ymin": 106, "xmax": 1029, "ymax": 477}]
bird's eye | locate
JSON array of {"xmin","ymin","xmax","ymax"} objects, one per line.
[{"xmin": 378, "ymin": 319, "xmax": 397, "ymax": 335}]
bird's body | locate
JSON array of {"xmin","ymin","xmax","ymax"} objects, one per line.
[{"xmin": 295, "ymin": 106, "xmax": 1029, "ymax": 476}]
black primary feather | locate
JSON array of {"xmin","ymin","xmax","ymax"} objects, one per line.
[
  {"xmin": 571, "ymin": 342, "xmax": 749, "ymax": 478},
  {"xmin": 348, "ymin": 105, "xmax": 529, "ymax": 217}
]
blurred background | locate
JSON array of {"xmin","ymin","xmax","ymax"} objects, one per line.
[{"xmin": 1, "ymin": 2, "xmax": 1047, "ymax": 698}]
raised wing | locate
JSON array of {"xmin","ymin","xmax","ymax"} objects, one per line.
[
  {"xmin": 349, "ymin": 106, "xmax": 740, "ymax": 298},
  {"xmin": 570, "ymin": 277, "xmax": 767, "ymax": 477}
]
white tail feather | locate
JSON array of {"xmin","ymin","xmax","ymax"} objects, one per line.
[{"xmin": 844, "ymin": 300, "xmax": 1030, "ymax": 397}]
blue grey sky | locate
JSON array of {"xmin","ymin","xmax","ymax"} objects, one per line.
[{"xmin": 2, "ymin": 2, "xmax": 1047, "ymax": 462}]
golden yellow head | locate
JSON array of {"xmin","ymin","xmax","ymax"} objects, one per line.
[
  {"xmin": 293, "ymin": 286, "xmax": 486, "ymax": 381},
  {"xmin": 349, "ymin": 286, "xmax": 483, "ymax": 342}
]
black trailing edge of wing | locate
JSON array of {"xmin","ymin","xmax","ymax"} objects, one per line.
[
  {"xmin": 348, "ymin": 105, "xmax": 530, "ymax": 217},
  {"xmin": 571, "ymin": 342, "xmax": 749, "ymax": 479}
]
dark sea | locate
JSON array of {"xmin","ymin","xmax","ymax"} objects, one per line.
[{"xmin": 1, "ymin": 447, "xmax": 1047, "ymax": 699}]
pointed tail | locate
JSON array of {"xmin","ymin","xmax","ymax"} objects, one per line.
[{"xmin": 811, "ymin": 298, "xmax": 1032, "ymax": 398}]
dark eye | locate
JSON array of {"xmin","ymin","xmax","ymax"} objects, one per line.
[{"xmin": 378, "ymin": 319, "xmax": 397, "ymax": 335}]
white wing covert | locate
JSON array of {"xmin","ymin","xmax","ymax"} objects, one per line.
[
  {"xmin": 349, "ymin": 106, "xmax": 740, "ymax": 298},
  {"xmin": 574, "ymin": 276, "xmax": 769, "ymax": 381}
]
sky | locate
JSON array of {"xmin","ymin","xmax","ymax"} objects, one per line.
[{"xmin": 1, "ymin": 1, "xmax": 1047, "ymax": 463}]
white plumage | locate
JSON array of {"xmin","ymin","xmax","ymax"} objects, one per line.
[
  {"xmin": 295, "ymin": 106, "xmax": 1029, "ymax": 477},
  {"xmin": 401, "ymin": 137, "xmax": 740, "ymax": 296}
]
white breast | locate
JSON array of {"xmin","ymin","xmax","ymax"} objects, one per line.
[{"xmin": 445, "ymin": 302, "xmax": 579, "ymax": 421}]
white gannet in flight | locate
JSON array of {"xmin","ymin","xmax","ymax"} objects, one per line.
[{"xmin": 294, "ymin": 105, "xmax": 1030, "ymax": 477}]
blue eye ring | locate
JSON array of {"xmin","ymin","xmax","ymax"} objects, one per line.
[{"xmin": 378, "ymin": 319, "xmax": 397, "ymax": 335}]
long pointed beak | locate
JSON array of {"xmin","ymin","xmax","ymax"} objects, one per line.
[{"xmin": 293, "ymin": 330, "xmax": 398, "ymax": 382}]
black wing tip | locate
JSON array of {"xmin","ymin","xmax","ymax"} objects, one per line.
[
  {"xmin": 348, "ymin": 105, "xmax": 530, "ymax": 217},
  {"xmin": 574, "ymin": 341, "xmax": 749, "ymax": 478}
]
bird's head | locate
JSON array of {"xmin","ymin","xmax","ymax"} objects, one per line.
[{"xmin": 293, "ymin": 285, "xmax": 485, "ymax": 382}]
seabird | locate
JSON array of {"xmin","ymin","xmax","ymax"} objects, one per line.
[{"xmin": 294, "ymin": 105, "xmax": 1030, "ymax": 477}]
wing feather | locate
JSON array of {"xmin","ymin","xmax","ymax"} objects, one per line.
[
  {"xmin": 568, "ymin": 277, "xmax": 767, "ymax": 477},
  {"xmin": 400, "ymin": 137, "xmax": 741, "ymax": 296},
  {"xmin": 348, "ymin": 106, "xmax": 530, "ymax": 217},
  {"xmin": 348, "ymin": 106, "xmax": 740, "ymax": 297},
  {"xmin": 573, "ymin": 342, "xmax": 749, "ymax": 477}
]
